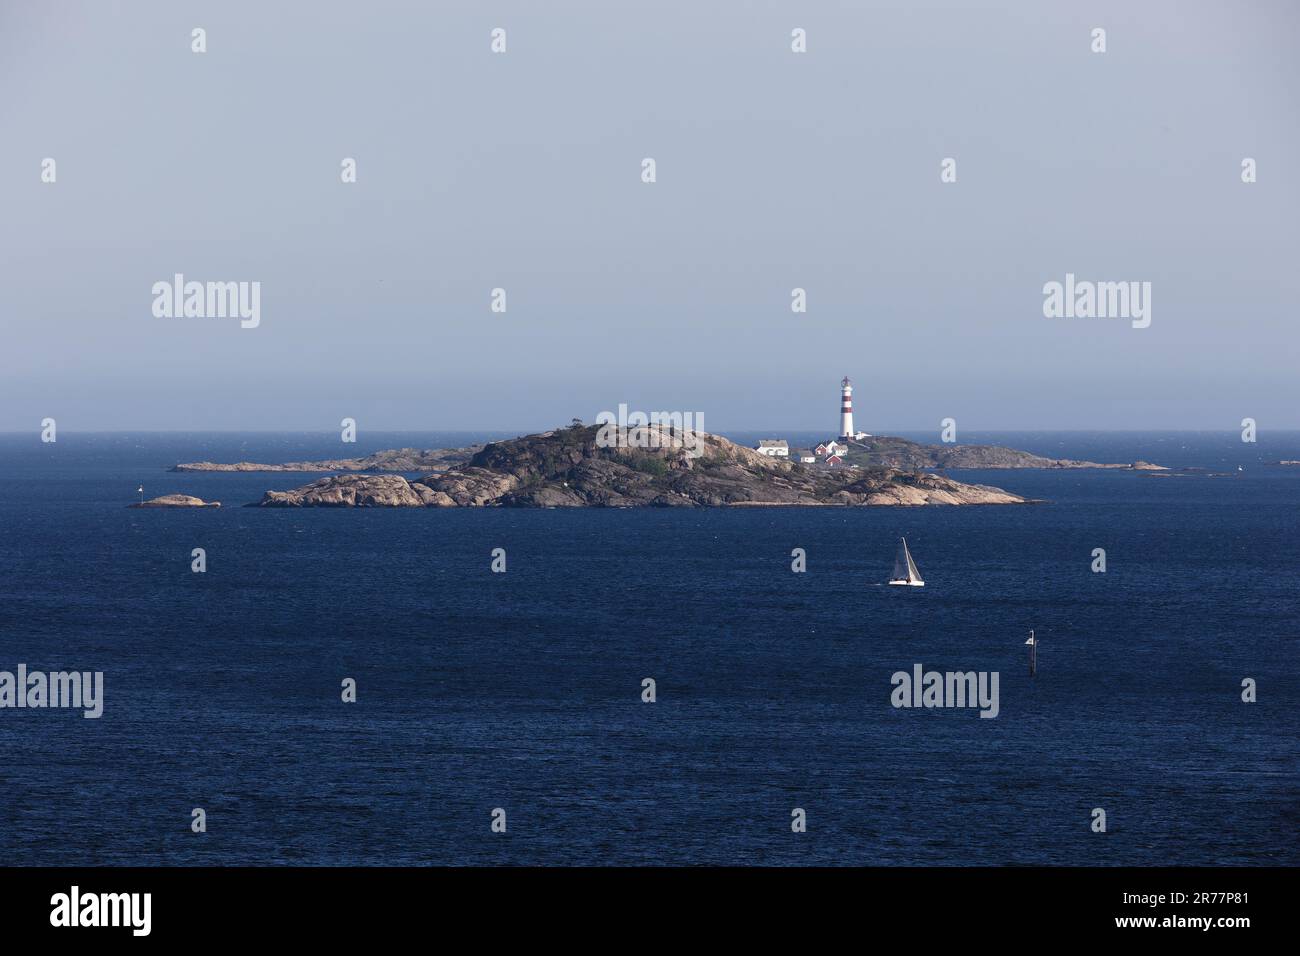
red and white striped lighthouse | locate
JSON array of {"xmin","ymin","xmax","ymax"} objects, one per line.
[{"xmin": 840, "ymin": 376, "xmax": 854, "ymax": 439}]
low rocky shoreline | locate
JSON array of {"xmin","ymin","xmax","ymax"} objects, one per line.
[
  {"xmin": 838, "ymin": 436, "xmax": 1164, "ymax": 471},
  {"xmin": 171, "ymin": 446, "xmax": 479, "ymax": 473}
]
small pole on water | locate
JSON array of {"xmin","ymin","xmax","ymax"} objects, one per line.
[
  {"xmin": 1028, "ymin": 629, "xmax": 1037, "ymax": 677},
  {"xmin": 138, "ymin": 484, "xmax": 144, "ymax": 505}
]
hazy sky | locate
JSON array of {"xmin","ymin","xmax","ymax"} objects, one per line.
[{"xmin": 2, "ymin": 0, "xmax": 1297, "ymax": 432}]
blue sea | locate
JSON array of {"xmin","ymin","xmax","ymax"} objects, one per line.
[{"xmin": 0, "ymin": 431, "xmax": 1296, "ymax": 866}]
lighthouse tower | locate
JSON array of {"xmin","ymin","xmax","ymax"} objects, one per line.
[{"xmin": 840, "ymin": 376, "xmax": 854, "ymax": 439}]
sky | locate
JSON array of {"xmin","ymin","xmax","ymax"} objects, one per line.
[{"xmin": 1, "ymin": 0, "xmax": 1297, "ymax": 432}]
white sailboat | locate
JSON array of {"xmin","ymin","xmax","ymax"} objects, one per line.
[{"xmin": 888, "ymin": 537, "xmax": 925, "ymax": 587}]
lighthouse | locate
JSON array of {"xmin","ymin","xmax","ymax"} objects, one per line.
[{"xmin": 840, "ymin": 376, "xmax": 854, "ymax": 439}]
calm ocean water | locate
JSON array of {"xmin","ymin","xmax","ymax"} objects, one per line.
[{"xmin": 0, "ymin": 431, "xmax": 1296, "ymax": 866}]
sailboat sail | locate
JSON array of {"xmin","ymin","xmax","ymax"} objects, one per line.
[
  {"xmin": 890, "ymin": 537, "xmax": 923, "ymax": 585},
  {"xmin": 903, "ymin": 540, "xmax": 921, "ymax": 581}
]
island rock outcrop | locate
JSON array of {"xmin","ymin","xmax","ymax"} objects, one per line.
[{"xmin": 256, "ymin": 474, "xmax": 453, "ymax": 508}]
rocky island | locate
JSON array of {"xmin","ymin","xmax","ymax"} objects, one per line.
[
  {"xmin": 837, "ymin": 436, "xmax": 1164, "ymax": 471},
  {"xmin": 178, "ymin": 435, "xmax": 1161, "ymax": 477},
  {"xmin": 171, "ymin": 446, "xmax": 480, "ymax": 473},
  {"xmin": 130, "ymin": 494, "xmax": 221, "ymax": 508},
  {"xmin": 250, "ymin": 424, "xmax": 1031, "ymax": 508},
  {"xmin": 179, "ymin": 436, "xmax": 1161, "ymax": 476}
]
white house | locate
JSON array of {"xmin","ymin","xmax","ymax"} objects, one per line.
[
  {"xmin": 815, "ymin": 440, "xmax": 847, "ymax": 457},
  {"xmin": 755, "ymin": 439, "xmax": 789, "ymax": 458}
]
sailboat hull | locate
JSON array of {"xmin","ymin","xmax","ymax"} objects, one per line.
[{"xmin": 888, "ymin": 579, "xmax": 925, "ymax": 587}]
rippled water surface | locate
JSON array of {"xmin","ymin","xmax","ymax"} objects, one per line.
[{"xmin": 1, "ymin": 431, "xmax": 1296, "ymax": 864}]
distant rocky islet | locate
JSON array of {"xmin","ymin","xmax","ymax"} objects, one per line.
[{"xmin": 130, "ymin": 494, "xmax": 220, "ymax": 508}]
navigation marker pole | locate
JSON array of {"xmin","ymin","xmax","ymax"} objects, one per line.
[
  {"xmin": 138, "ymin": 484, "xmax": 144, "ymax": 505},
  {"xmin": 1025, "ymin": 629, "xmax": 1037, "ymax": 677}
]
